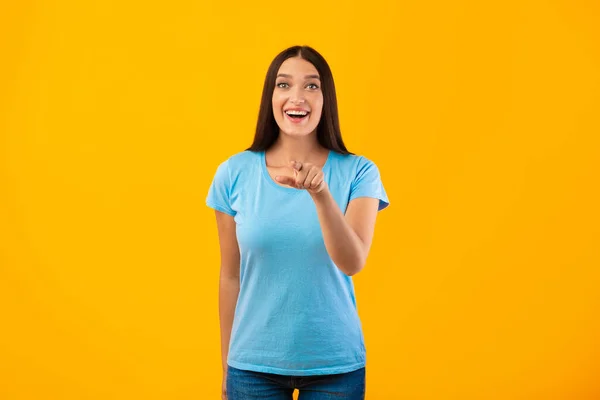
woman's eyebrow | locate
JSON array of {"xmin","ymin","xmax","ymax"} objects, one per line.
[{"xmin": 276, "ymin": 73, "xmax": 321, "ymax": 80}]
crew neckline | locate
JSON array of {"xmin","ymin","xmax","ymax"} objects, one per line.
[{"xmin": 260, "ymin": 150, "xmax": 332, "ymax": 191}]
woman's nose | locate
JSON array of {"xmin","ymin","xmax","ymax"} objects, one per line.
[{"xmin": 289, "ymin": 87, "xmax": 306, "ymax": 104}]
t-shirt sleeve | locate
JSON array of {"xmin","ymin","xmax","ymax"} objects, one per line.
[
  {"xmin": 349, "ymin": 157, "xmax": 390, "ymax": 211},
  {"xmin": 206, "ymin": 159, "xmax": 236, "ymax": 216}
]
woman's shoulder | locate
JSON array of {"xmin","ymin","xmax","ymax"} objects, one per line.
[
  {"xmin": 330, "ymin": 151, "xmax": 380, "ymax": 170},
  {"xmin": 216, "ymin": 149, "xmax": 261, "ymax": 170}
]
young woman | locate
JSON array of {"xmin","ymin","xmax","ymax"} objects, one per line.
[{"xmin": 207, "ymin": 45, "xmax": 389, "ymax": 400}]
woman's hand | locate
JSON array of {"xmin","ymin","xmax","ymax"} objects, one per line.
[
  {"xmin": 275, "ymin": 161, "xmax": 328, "ymax": 194},
  {"xmin": 222, "ymin": 372, "xmax": 227, "ymax": 399}
]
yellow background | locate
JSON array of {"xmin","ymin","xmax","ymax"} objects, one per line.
[{"xmin": 1, "ymin": 0, "xmax": 599, "ymax": 399}]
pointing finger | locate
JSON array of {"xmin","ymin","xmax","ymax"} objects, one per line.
[{"xmin": 275, "ymin": 175, "xmax": 296, "ymax": 186}]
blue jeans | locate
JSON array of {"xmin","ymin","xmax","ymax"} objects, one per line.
[{"xmin": 226, "ymin": 365, "xmax": 366, "ymax": 399}]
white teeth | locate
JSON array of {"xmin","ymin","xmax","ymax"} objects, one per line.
[{"xmin": 285, "ymin": 110, "xmax": 308, "ymax": 116}]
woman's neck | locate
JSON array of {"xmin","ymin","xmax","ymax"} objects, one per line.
[{"xmin": 267, "ymin": 133, "xmax": 328, "ymax": 166}]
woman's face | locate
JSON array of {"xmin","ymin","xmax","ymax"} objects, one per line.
[{"xmin": 272, "ymin": 56, "xmax": 323, "ymax": 138}]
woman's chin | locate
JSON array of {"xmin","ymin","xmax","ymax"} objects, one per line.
[{"xmin": 279, "ymin": 127, "xmax": 317, "ymax": 137}]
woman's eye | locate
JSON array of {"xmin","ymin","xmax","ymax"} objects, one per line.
[
  {"xmin": 276, "ymin": 82, "xmax": 289, "ymax": 88},
  {"xmin": 307, "ymin": 83, "xmax": 319, "ymax": 89}
]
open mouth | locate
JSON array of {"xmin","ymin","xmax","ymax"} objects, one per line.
[{"xmin": 285, "ymin": 110, "xmax": 310, "ymax": 122}]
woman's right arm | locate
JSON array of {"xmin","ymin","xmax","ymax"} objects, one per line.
[{"xmin": 215, "ymin": 210, "xmax": 240, "ymax": 376}]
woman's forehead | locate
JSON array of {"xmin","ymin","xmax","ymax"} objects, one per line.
[{"xmin": 278, "ymin": 57, "xmax": 319, "ymax": 76}]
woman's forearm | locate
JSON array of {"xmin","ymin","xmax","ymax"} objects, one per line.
[
  {"xmin": 310, "ymin": 189, "xmax": 366, "ymax": 276},
  {"xmin": 219, "ymin": 275, "xmax": 240, "ymax": 372}
]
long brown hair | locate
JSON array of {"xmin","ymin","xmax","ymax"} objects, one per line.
[{"xmin": 247, "ymin": 46, "xmax": 351, "ymax": 155}]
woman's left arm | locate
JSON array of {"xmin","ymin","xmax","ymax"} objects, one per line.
[
  {"xmin": 310, "ymin": 189, "xmax": 380, "ymax": 276},
  {"xmin": 275, "ymin": 160, "xmax": 382, "ymax": 276}
]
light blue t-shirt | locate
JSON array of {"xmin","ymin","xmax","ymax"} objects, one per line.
[{"xmin": 206, "ymin": 149, "xmax": 389, "ymax": 376}]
